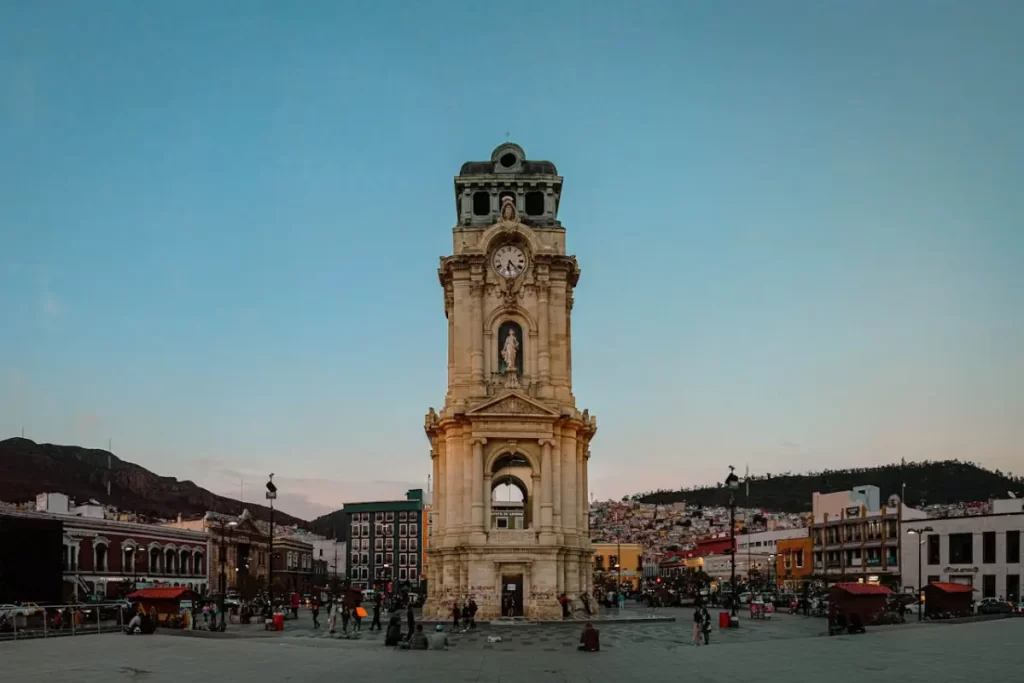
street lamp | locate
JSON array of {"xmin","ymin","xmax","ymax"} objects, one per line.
[
  {"xmin": 266, "ymin": 474, "xmax": 277, "ymax": 606},
  {"xmin": 768, "ymin": 554, "xmax": 775, "ymax": 591},
  {"xmin": 907, "ymin": 526, "xmax": 933, "ymax": 621},
  {"xmin": 725, "ymin": 465, "xmax": 740, "ymax": 618}
]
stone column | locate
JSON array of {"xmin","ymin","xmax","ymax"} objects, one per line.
[
  {"xmin": 539, "ymin": 439, "xmax": 555, "ymax": 541},
  {"xmin": 536, "ymin": 279, "xmax": 551, "ymax": 396},
  {"xmin": 471, "ymin": 437, "xmax": 486, "ymax": 538},
  {"xmin": 556, "ymin": 550, "xmax": 565, "ymax": 594},
  {"xmin": 444, "ymin": 430, "xmax": 460, "ymax": 545},
  {"xmin": 452, "ymin": 275, "xmax": 472, "ymax": 387},
  {"xmin": 576, "ymin": 440, "xmax": 585, "ymax": 537},
  {"xmin": 566, "ymin": 554, "xmax": 580, "ymax": 596},
  {"xmin": 483, "ymin": 473, "xmax": 492, "ymax": 533},
  {"xmin": 462, "ymin": 432, "xmax": 473, "ymax": 535},
  {"xmin": 561, "ymin": 430, "xmax": 577, "ymax": 539},
  {"xmin": 583, "ymin": 448, "xmax": 590, "ymax": 535},
  {"xmin": 445, "ymin": 290, "xmax": 454, "ymax": 395},
  {"xmin": 552, "ymin": 434, "xmax": 562, "ymax": 534},
  {"xmin": 470, "ymin": 282, "xmax": 484, "ymax": 386},
  {"xmin": 531, "ymin": 474, "xmax": 541, "ymax": 532}
]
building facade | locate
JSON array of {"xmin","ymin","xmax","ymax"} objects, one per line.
[
  {"xmin": 1, "ymin": 508, "xmax": 209, "ymax": 601},
  {"xmin": 271, "ymin": 535, "xmax": 315, "ymax": 596},
  {"xmin": 900, "ymin": 508, "xmax": 1023, "ymax": 603},
  {"xmin": 810, "ymin": 486, "xmax": 927, "ymax": 587},
  {"xmin": 592, "ymin": 543, "xmax": 643, "ymax": 589},
  {"xmin": 345, "ymin": 490, "xmax": 424, "ymax": 591},
  {"xmin": 736, "ymin": 528, "xmax": 810, "ymax": 581},
  {"xmin": 423, "ymin": 143, "xmax": 597, "ymax": 619},
  {"xmin": 161, "ymin": 510, "xmax": 270, "ymax": 597},
  {"xmin": 775, "ymin": 537, "xmax": 814, "ymax": 590}
]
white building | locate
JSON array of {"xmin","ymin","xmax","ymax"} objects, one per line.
[
  {"xmin": 900, "ymin": 503, "xmax": 1023, "ymax": 603},
  {"xmin": 309, "ymin": 537, "xmax": 347, "ymax": 581},
  {"xmin": 736, "ymin": 528, "xmax": 810, "ymax": 579}
]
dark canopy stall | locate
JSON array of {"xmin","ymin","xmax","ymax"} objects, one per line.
[{"xmin": 924, "ymin": 582, "xmax": 975, "ymax": 618}]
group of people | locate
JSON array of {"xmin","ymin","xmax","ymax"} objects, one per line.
[
  {"xmin": 451, "ymin": 597, "xmax": 479, "ymax": 629},
  {"xmin": 691, "ymin": 605, "xmax": 712, "ymax": 645}
]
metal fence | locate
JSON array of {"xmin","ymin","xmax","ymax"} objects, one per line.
[{"xmin": 0, "ymin": 603, "xmax": 125, "ymax": 642}]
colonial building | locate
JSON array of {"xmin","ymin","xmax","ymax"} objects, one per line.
[
  {"xmin": 345, "ymin": 490, "xmax": 424, "ymax": 591},
  {"xmin": 0, "ymin": 507, "xmax": 209, "ymax": 601},
  {"xmin": 424, "ymin": 143, "xmax": 597, "ymax": 619},
  {"xmin": 592, "ymin": 543, "xmax": 643, "ymax": 589},
  {"xmin": 271, "ymin": 535, "xmax": 316, "ymax": 596},
  {"xmin": 775, "ymin": 537, "xmax": 814, "ymax": 591},
  {"xmin": 160, "ymin": 509, "xmax": 270, "ymax": 597}
]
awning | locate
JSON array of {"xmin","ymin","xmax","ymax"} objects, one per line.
[
  {"xmin": 832, "ymin": 582, "xmax": 893, "ymax": 596},
  {"xmin": 928, "ymin": 582, "xmax": 976, "ymax": 594}
]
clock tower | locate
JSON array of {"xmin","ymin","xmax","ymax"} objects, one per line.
[{"xmin": 424, "ymin": 143, "xmax": 597, "ymax": 619}]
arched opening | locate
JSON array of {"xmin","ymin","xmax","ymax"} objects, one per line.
[
  {"xmin": 491, "ymin": 453, "xmax": 532, "ymax": 530},
  {"xmin": 180, "ymin": 550, "xmax": 191, "ymax": 575},
  {"xmin": 497, "ymin": 321, "xmax": 524, "ymax": 375},
  {"xmin": 94, "ymin": 543, "xmax": 108, "ymax": 572},
  {"xmin": 150, "ymin": 547, "xmax": 161, "ymax": 573},
  {"xmin": 195, "ymin": 552, "xmax": 205, "ymax": 576},
  {"xmin": 165, "ymin": 549, "xmax": 177, "ymax": 575}
]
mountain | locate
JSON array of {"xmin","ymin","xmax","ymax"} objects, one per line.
[
  {"xmin": 634, "ymin": 461, "xmax": 1023, "ymax": 512},
  {"xmin": 0, "ymin": 438, "xmax": 308, "ymax": 526}
]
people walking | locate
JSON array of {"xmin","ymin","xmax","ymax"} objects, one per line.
[
  {"xmin": 353, "ymin": 604, "xmax": 363, "ymax": 632},
  {"xmin": 341, "ymin": 604, "xmax": 351, "ymax": 633}
]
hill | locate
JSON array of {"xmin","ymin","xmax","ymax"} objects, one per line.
[
  {"xmin": 0, "ymin": 437, "xmax": 308, "ymax": 526},
  {"xmin": 634, "ymin": 461, "xmax": 1023, "ymax": 512}
]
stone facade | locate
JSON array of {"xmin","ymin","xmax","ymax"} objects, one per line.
[{"xmin": 424, "ymin": 143, "xmax": 597, "ymax": 619}]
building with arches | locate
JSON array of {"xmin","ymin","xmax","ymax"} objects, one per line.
[{"xmin": 424, "ymin": 143, "xmax": 597, "ymax": 619}]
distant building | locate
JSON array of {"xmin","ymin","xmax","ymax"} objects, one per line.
[
  {"xmin": 900, "ymin": 500, "xmax": 1023, "ymax": 603},
  {"xmin": 775, "ymin": 537, "xmax": 814, "ymax": 591},
  {"xmin": 272, "ymin": 535, "xmax": 316, "ymax": 596},
  {"xmin": 344, "ymin": 489, "xmax": 424, "ymax": 592},
  {"xmin": 811, "ymin": 486, "xmax": 927, "ymax": 588}
]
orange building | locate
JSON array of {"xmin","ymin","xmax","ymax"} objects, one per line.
[{"xmin": 775, "ymin": 537, "xmax": 813, "ymax": 591}]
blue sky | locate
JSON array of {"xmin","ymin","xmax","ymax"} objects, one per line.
[{"xmin": 2, "ymin": 1, "xmax": 1022, "ymax": 520}]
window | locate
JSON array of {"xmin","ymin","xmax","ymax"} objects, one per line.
[
  {"xmin": 408, "ymin": 554, "xmax": 417, "ymax": 568},
  {"xmin": 375, "ymin": 524, "xmax": 384, "ymax": 536},
  {"xmin": 399, "ymin": 539, "xmax": 408, "ymax": 552},
  {"xmin": 400, "ymin": 523, "xmax": 407, "ymax": 537},
  {"xmin": 409, "ymin": 512, "xmax": 417, "ymax": 523},
  {"xmin": 1009, "ymin": 530, "xmax": 1021, "ymax": 564},
  {"xmin": 472, "ymin": 191, "xmax": 489, "ymax": 216},
  {"xmin": 386, "ymin": 538, "xmax": 394, "ymax": 551},
  {"xmin": 361, "ymin": 553, "xmax": 369, "ymax": 565},
  {"xmin": 375, "ymin": 553, "xmax": 383, "ymax": 565},
  {"xmin": 374, "ymin": 538, "xmax": 383, "ymax": 551},
  {"xmin": 927, "ymin": 534, "xmax": 940, "ymax": 565},
  {"xmin": 795, "ymin": 550, "xmax": 804, "ymax": 569},
  {"xmin": 386, "ymin": 512, "xmax": 394, "ymax": 522},
  {"xmin": 496, "ymin": 518, "xmax": 508, "ymax": 529},
  {"xmin": 409, "ymin": 538, "xmax": 418, "ymax": 552},
  {"xmin": 948, "ymin": 533, "xmax": 973, "ymax": 564},
  {"xmin": 525, "ymin": 191, "xmax": 544, "ymax": 216},
  {"xmin": 386, "ymin": 552, "xmax": 394, "ymax": 566},
  {"xmin": 400, "ymin": 512, "xmax": 407, "ymax": 521},
  {"xmin": 375, "ymin": 512, "xmax": 384, "ymax": 522},
  {"xmin": 94, "ymin": 543, "xmax": 107, "ymax": 572},
  {"xmin": 361, "ymin": 523, "xmax": 370, "ymax": 536},
  {"xmin": 982, "ymin": 574, "xmax": 996, "ymax": 599},
  {"xmin": 386, "ymin": 524, "xmax": 394, "ymax": 536},
  {"xmin": 983, "ymin": 531, "xmax": 996, "ymax": 564},
  {"xmin": 399, "ymin": 568, "xmax": 408, "ymax": 582},
  {"xmin": 361, "ymin": 538, "xmax": 369, "ymax": 550},
  {"xmin": 361, "ymin": 567, "xmax": 368, "ymax": 580},
  {"xmin": 926, "ymin": 574, "xmax": 940, "ymax": 586},
  {"xmin": 399, "ymin": 553, "xmax": 407, "ymax": 567}
]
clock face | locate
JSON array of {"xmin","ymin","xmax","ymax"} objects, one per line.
[{"xmin": 492, "ymin": 245, "xmax": 527, "ymax": 279}]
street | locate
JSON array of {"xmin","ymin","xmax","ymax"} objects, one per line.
[{"xmin": 2, "ymin": 608, "xmax": 1016, "ymax": 682}]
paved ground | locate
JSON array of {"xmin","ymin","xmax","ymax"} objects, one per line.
[{"xmin": 3, "ymin": 610, "xmax": 1018, "ymax": 682}]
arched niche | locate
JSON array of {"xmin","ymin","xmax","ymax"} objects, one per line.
[
  {"xmin": 497, "ymin": 321, "xmax": 524, "ymax": 375},
  {"xmin": 484, "ymin": 306, "xmax": 536, "ymax": 378},
  {"xmin": 490, "ymin": 471, "xmax": 532, "ymax": 530}
]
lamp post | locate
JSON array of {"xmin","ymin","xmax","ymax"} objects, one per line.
[
  {"xmin": 907, "ymin": 526, "xmax": 933, "ymax": 621},
  {"xmin": 768, "ymin": 554, "xmax": 775, "ymax": 591},
  {"xmin": 726, "ymin": 465, "xmax": 740, "ymax": 617},
  {"xmin": 266, "ymin": 474, "xmax": 277, "ymax": 606}
]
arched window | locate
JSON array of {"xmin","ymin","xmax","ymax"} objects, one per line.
[
  {"xmin": 150, "ymin": 547, "xmax": 162, "ymax": 573},
  {"xmin": 180, "ymin": 549, "xmax": 191, "ymax": 575},
  {"xmin": 94, "ymin": 543, "xmax": 108, "ymax": 572},
  {"xmin": 497, "ymin": 321, "xmax": 524, "ymax": 375},
  {"xmin": 165, "ymin": 548, "xmax": 177, "ymax": 574},
  {"xmin": 195, "ymin": 552, "xmax": 205, "ymax": 575}
]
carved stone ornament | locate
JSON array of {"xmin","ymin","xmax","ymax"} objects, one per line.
[
  {"xmin": 500, "ymin": 195, "xmax": 517, "ymax": 223},
  {"xmin": 479, "ymin": 396, "xmax": 544, "ymax": 415}
]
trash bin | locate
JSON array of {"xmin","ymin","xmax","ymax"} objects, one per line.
[
  {"xmin": 273, "ymin": 612, "xmax": 285, "ymax": 631},
  {"xmin": 718, "ymin": 611, "xmax": 730, "ymax": 629}
]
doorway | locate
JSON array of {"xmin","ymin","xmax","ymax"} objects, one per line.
[{"xmin": 502, "ymin": 573, "xmax": 524, "ymax": 617}]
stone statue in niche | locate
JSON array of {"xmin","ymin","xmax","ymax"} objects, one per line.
[
  {"xmin": 500, "ymin": 195, "xmax": 517, "ymax": 222},
  {"xmin": 501, "ymin": 329, "xmax": 519, "ymax": 374}
]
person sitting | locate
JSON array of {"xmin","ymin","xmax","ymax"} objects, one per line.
[
  {"xmin": 384, "ymin": 614, "xmax": 403, "ymax": 646},
  {"xmin": 126, "ymin": 613, "xmax": 143, "ymax": 634},
  {"xmin": 409, "ymin": 624, "xmax": 429, "ymax": 650},
  {"xmin": 429, "ymin": 624, "xmax": 450, "ymax": 650},
  {"xmin": 578, "ymin": 622, "xmax": 600, "ymax": 652}
]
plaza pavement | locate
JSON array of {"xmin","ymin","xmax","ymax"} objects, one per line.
[{"xmin": 3, "ymin": 609, "xmax": 1018, "ymax": 682}]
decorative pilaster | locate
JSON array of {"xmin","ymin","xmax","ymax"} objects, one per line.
[
  {"xmin": 470, "ymin": 280, "xmax": 485, "ymax": 387},
  {"xmin": 444, "ymin": 430, "xmax": 460, "ymax": 546},
  {"xmin": 576, "ymin": 441, "xmax": 585, "ymax": 538},
  {"xmin": 531, "ymin": 474, "xmax": 541, "ymax": 531},
  {"xmin": 471, "ymin": 437, "xmax": 487, "ymax": 539},
  {"xmin": 483, "ymin": 473, "xmax": 493, "ymax": 533},
  {"xmin": 462, "ymin": 431, "xmax": 473, "ymax": 535},
  {"xmin": 536, "ymin": 276, "xmax": 552, "ymax": 397},
  {"xmin": 561, "ymin": 430, "xmax": 577, "ymax": 540},
  {"xmin": 539, "ymin": 439, "xmax": 556, "ymax": 542},
  {"xmin": 552, "ymin": 433, "xmax": 562, "ymax": 534}
]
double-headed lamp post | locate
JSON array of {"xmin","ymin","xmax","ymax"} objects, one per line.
[
  {"xmin": 726, "ymin": 465, "xmax": 740, "ymax": 617},
  {"xmin": 907, "ymin": 526, "xmax": 933, "ymax": 621},
  {"xmin": 266, "ymin": 474, "xmax": 277, "ymax": 605}
]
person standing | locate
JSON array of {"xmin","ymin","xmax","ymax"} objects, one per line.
[
  {"xmin": 701, "ymin": 606, "xmax": 712, "ymax": 645},
  {"xmin": 691, "ymin": 608, "xmax": 703, "ymax": 646},
  {"xmin": 352, "ymin": 604, "xmax": 362, "ymax": 632},
  {"xmin": 370, "ymin": 601, "xmax": 382, "ymax": 632},
  {"xmin": 341, "ymin": 604, "xmax": 351, "ymax": 634},
  {"xmin": 311, "ymin": 597, "xmax": 320, "ymax": 629},
  {"xmin": 452, "ymin": 602, "xmax": 461, "ymax": 629},
  {"xmin": 467, "ymin": 597, "xmax": 478, "ymax": 628},
  {"xmin": 406, "ymin": 601, "xmax": 416, "ymax": 638}
]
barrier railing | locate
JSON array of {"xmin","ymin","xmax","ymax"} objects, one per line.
[{"xmin": 0, "ymin": 603, "xmax": 126, "ymax": 642}]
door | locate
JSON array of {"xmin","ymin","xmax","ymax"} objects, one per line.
[
  {"xmin": 502, "ymin": 574, "xmax": 524, "ymax": 617},
  {"xmin": 1007, "ymin": 575, "xmax": 1020, "ymax": 604}
]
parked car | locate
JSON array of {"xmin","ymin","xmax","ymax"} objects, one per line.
[{"xmin": 977, "ymin": 598, "xmax": 1013, "ymax": 615}]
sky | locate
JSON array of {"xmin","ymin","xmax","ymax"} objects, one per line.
[{"xmin": 2, "ymin": 1, "xmax": 1022, "ymax": 521}]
